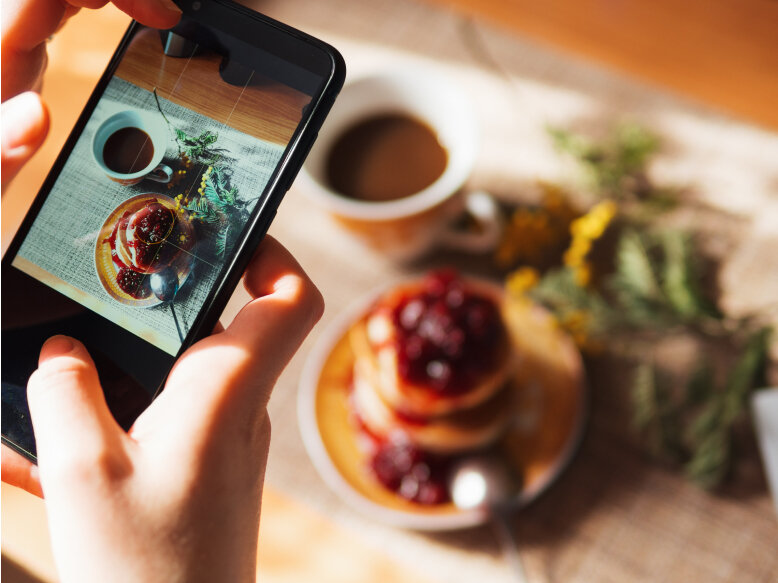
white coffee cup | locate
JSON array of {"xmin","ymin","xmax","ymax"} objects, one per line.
[
  {"xmin": 298, "ymin": 68, "xmax": 501, "ymax": 261},
  {"xmin": 92, "ymin": 110, "xmax": 172, "ymax": 186}
]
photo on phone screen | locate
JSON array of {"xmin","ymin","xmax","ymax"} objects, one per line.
[
  {"xmin": 2, "ymin": 4, "xmax": 344, "ymax": 460},
  {"xmin": 12, "ymin": 23, "xmax": 320, "ymax": 356}
]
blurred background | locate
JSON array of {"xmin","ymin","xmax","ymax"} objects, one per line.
[{"xmin": 3, "ymin": 0, "xmax": 777, "ymax": 582}]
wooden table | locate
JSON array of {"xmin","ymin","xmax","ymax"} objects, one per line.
[
  {"xmin": 3, "ymin": 1, "xmax": 777, "ymax": 582},
  {"xmin": 114, "ymin": 27, "xmax": 307, "ymax": 144},
  {"xmin": 426, "ymin": 0, "xmax": 778, "ymax": 131}
]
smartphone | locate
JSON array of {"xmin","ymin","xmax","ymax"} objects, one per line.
[{"xmin": 1, "ymin": 0, "xmax": 345, "ymax": 461}]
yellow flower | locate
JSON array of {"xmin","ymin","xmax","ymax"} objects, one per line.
[
  {"xmin": 507, "ymin": 267, "xmax": 540, "ymax": 296},
  {"xmin": 562, "ymin": 199, "xmax": 618, "ymax": 285},
  {"xmin": 573, "ymin": 263, "xmax": 592, "ymax": 287},
  {"xmin": 563, "ymin": 238, "xmax": 592, "ymax": 269}
]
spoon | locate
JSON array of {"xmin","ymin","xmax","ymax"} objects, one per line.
[
  {"xmin": 449, "ymin": 455, "xmax": 528, "ymax": 582},
  {"xmin": 150, "ymin": 268, "xmax": 184, "ymax": 343}
]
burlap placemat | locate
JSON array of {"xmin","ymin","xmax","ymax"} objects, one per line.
[{"xmin": 219, "ymin": 0, "xmax": 778, "ymax": 581}]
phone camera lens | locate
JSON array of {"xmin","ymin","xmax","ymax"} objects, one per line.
[{"xmin": 191, "ymin": 1, "xmax": 201, "ymax": 10}]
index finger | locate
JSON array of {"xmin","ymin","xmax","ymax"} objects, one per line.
[
  {"xmin": 2, "ymin": 0, "xmax": 180, "ymax": 53},
  {"xmin": 92, "ymin": 0, "xmax": 181, "ymax": 29},
  {"xmin": 1, "ymin": 0, "xmax": 180, "ymax": 101}
]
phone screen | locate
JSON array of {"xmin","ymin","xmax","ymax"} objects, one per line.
[
  {"xmin": 2, "ymin": 6, "xmax": 343, "ymax": 459},
  {"xmin": 13, "ymin": 25, "xmax": 320, "ymax": 355}
]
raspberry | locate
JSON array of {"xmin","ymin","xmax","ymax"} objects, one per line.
[
  {"xmin": 134, "ymin": 203, "xmax": 174, "ymax": 244},
  {"xmin": 370, "ymin": 441, "xmax": 451, "ymax": 505},
  {"xmin": 392, "ymin": 271, "xmax": 505, "ymax": 394},
  {"xmin": 116, "ymin": 268, "xmax": 151, "ymax": 299},
  {"xmin": 133, "ymin": 240, "xmax": 159, "ymax": 271}
]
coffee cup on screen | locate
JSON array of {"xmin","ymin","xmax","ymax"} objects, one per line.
[
  {"xmin": 92, "ymin": 110, "xmax": 173, "ymax": 186},
  {"xmin": 297, "ymin": 69, "xmax": 502, "ymax": 262}
]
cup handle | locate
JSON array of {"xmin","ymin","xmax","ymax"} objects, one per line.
[
  {"xmin": 146, "ymin": 163, "xmax": 173, "ymax": 183},
  {"xmin": 438, "ymin": 190, "xmax": 504, "ymax": 253}
]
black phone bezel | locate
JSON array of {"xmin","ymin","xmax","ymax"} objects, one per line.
[{"xmin": 1, "ymin": 0, "xmax": 345, "ymax": 462}]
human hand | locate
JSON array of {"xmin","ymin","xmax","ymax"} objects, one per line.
[
  {"xmin": 2, "ymin": 236, "xmax": 324, "ymax": 583},
  {"xmin": 1, "ymin": 0, "xmax": 181, "ymax": 189}
]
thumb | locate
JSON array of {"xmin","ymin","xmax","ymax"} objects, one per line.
[
  {"xmin": 27, "ymin": 336, "xmax": 129, "ymax": 485},
  {"xmin": 1, "ymin": 91, "xmax": 49, "ymax": 191}
]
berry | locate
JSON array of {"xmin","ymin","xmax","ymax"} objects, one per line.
[
  {"xmin": 370, "ymin": 441, "xmax": 451, "ymax": 505},
  {"xmin": 391, "ymin": 271, "xmax": 505, "ymax": 394},
  {"xmin": 133, "ymin": 202, "xmax": 174, "ymax": 244},
  {"xmin": 116, "ymin": 268, "xmax": 151, "ymax": 299},
  {"xmin": 133, "ymin": 240, "xmax": 158, "ymax": 270}
]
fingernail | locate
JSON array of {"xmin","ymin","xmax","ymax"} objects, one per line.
[
  {"xmin": 158, "ymin": 0, "xmax": 183, "ymax": 15},
  {"xmin": 40, "ymin": 336, "xmax": 74, "ymax": 360},
  {"xmin": 1, "ymin": 92, "xmax": 45, "ymax": 150}
]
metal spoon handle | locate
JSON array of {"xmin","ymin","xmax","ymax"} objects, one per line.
[
  {"xmin": 169, "ymin": 303, "xmax": 184, "ymax": 343},
  {"xmin": 492, "ymin": 513, "xmax": 528, "ymax": 583}
]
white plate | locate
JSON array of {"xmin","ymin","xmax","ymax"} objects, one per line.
[{"xmin": 298, "ymin": 279, "xmax": 588, "ymax": 531}]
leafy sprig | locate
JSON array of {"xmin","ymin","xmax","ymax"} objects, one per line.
[
  {"xmin": 549, "ymin": 122, "xmax": 660, "ymax": 201},
  {"xmin": 176, "ymin": 129, "xmax": 221, "ymax": 165},
  {"xmin": 610, "ymin": 229, "xmax": 721, "ymax": 329},
  {"xmin": 152, "ymin": 89, "xmax": 244, "ymax": 258},
  {"xmin": 505, "ymin": 122, "xmax": 774, "ymax": 489},
  {"xmin": 631, "ymin": 328, "xmax": 770, "ymax": 488},
  {"xmin": 181, "ymin": 165, "xmax": 247, "ymax": 257}
]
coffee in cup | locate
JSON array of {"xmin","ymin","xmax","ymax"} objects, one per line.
[
  {"xmin": 298, "ymin": 68, "xmax": 501, "ymax": 261},
  {"xmin": 93, "ymin": 110, "xmax": 172, "ymax": 186},
  {"xmin": 325, "ymin": 113, "xmax": 448, "ymax": 203}
]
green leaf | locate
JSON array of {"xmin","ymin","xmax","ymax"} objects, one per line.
[
  {"xmin": 685, "ymin": 428, "xmax": 731, "ymax": 489},
  {"xmin": 614, "ymin": 123, "xmax": 659, "ymax": 174},
  {"xmin": 547, "ymin": 126, "xmax": 596, "ymax": 160},
  {"xmin": 216, "ymin": 224, "xmax": 230, "ymax": 256},
  {"xmin": 659, "ymin": 231, "xmax": 721, "ymax": 321},
  {"xmin": 199, "ymin": 131, "xmax": 218, "ymax": 145},
  {"xmin": 630, "ymin": 363, "xmax": 683, "ymax": 460},
  {"xmin": 203, "ymin": 185, "xmax": 227, "ymax": 210},
  {"xmin": 687, "ymin": 398, "xmax": 724, "ymax": 448},
  {"xmin": 684, "ymin": 361, "xmax": 715, "ymax": 408},
  {"xmin": 546, "ymin": 123, "xmax": 661, "ymax": 201},
  {"xmin": 660, "ymin": 231, "xmax": 700, "ymax": 318},
  {"xmin": 615, "ymin": 231, "xmax": 662, "ymax": 301},
  {"xmin": 531, "ymin": 268, "xmax": 613, "ymax": 331},
  {"xmin": 631, "ymin": 363, "xmax": 658, "ymax": 431},
  {"xmin": 682, "ymin": 327, "xmax": 771, "ymax": 489},
  {"xmin": 721, "ymin": 327, "xmax": 771, "ymax": 424},
  {"xmin": 609, "ymin": 230, "xmax": 670, "ymax": 328}
]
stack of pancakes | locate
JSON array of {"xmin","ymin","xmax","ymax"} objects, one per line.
[{"xmin": 349, "ymin": 275, "xmax": 516, "ymax": 456}]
